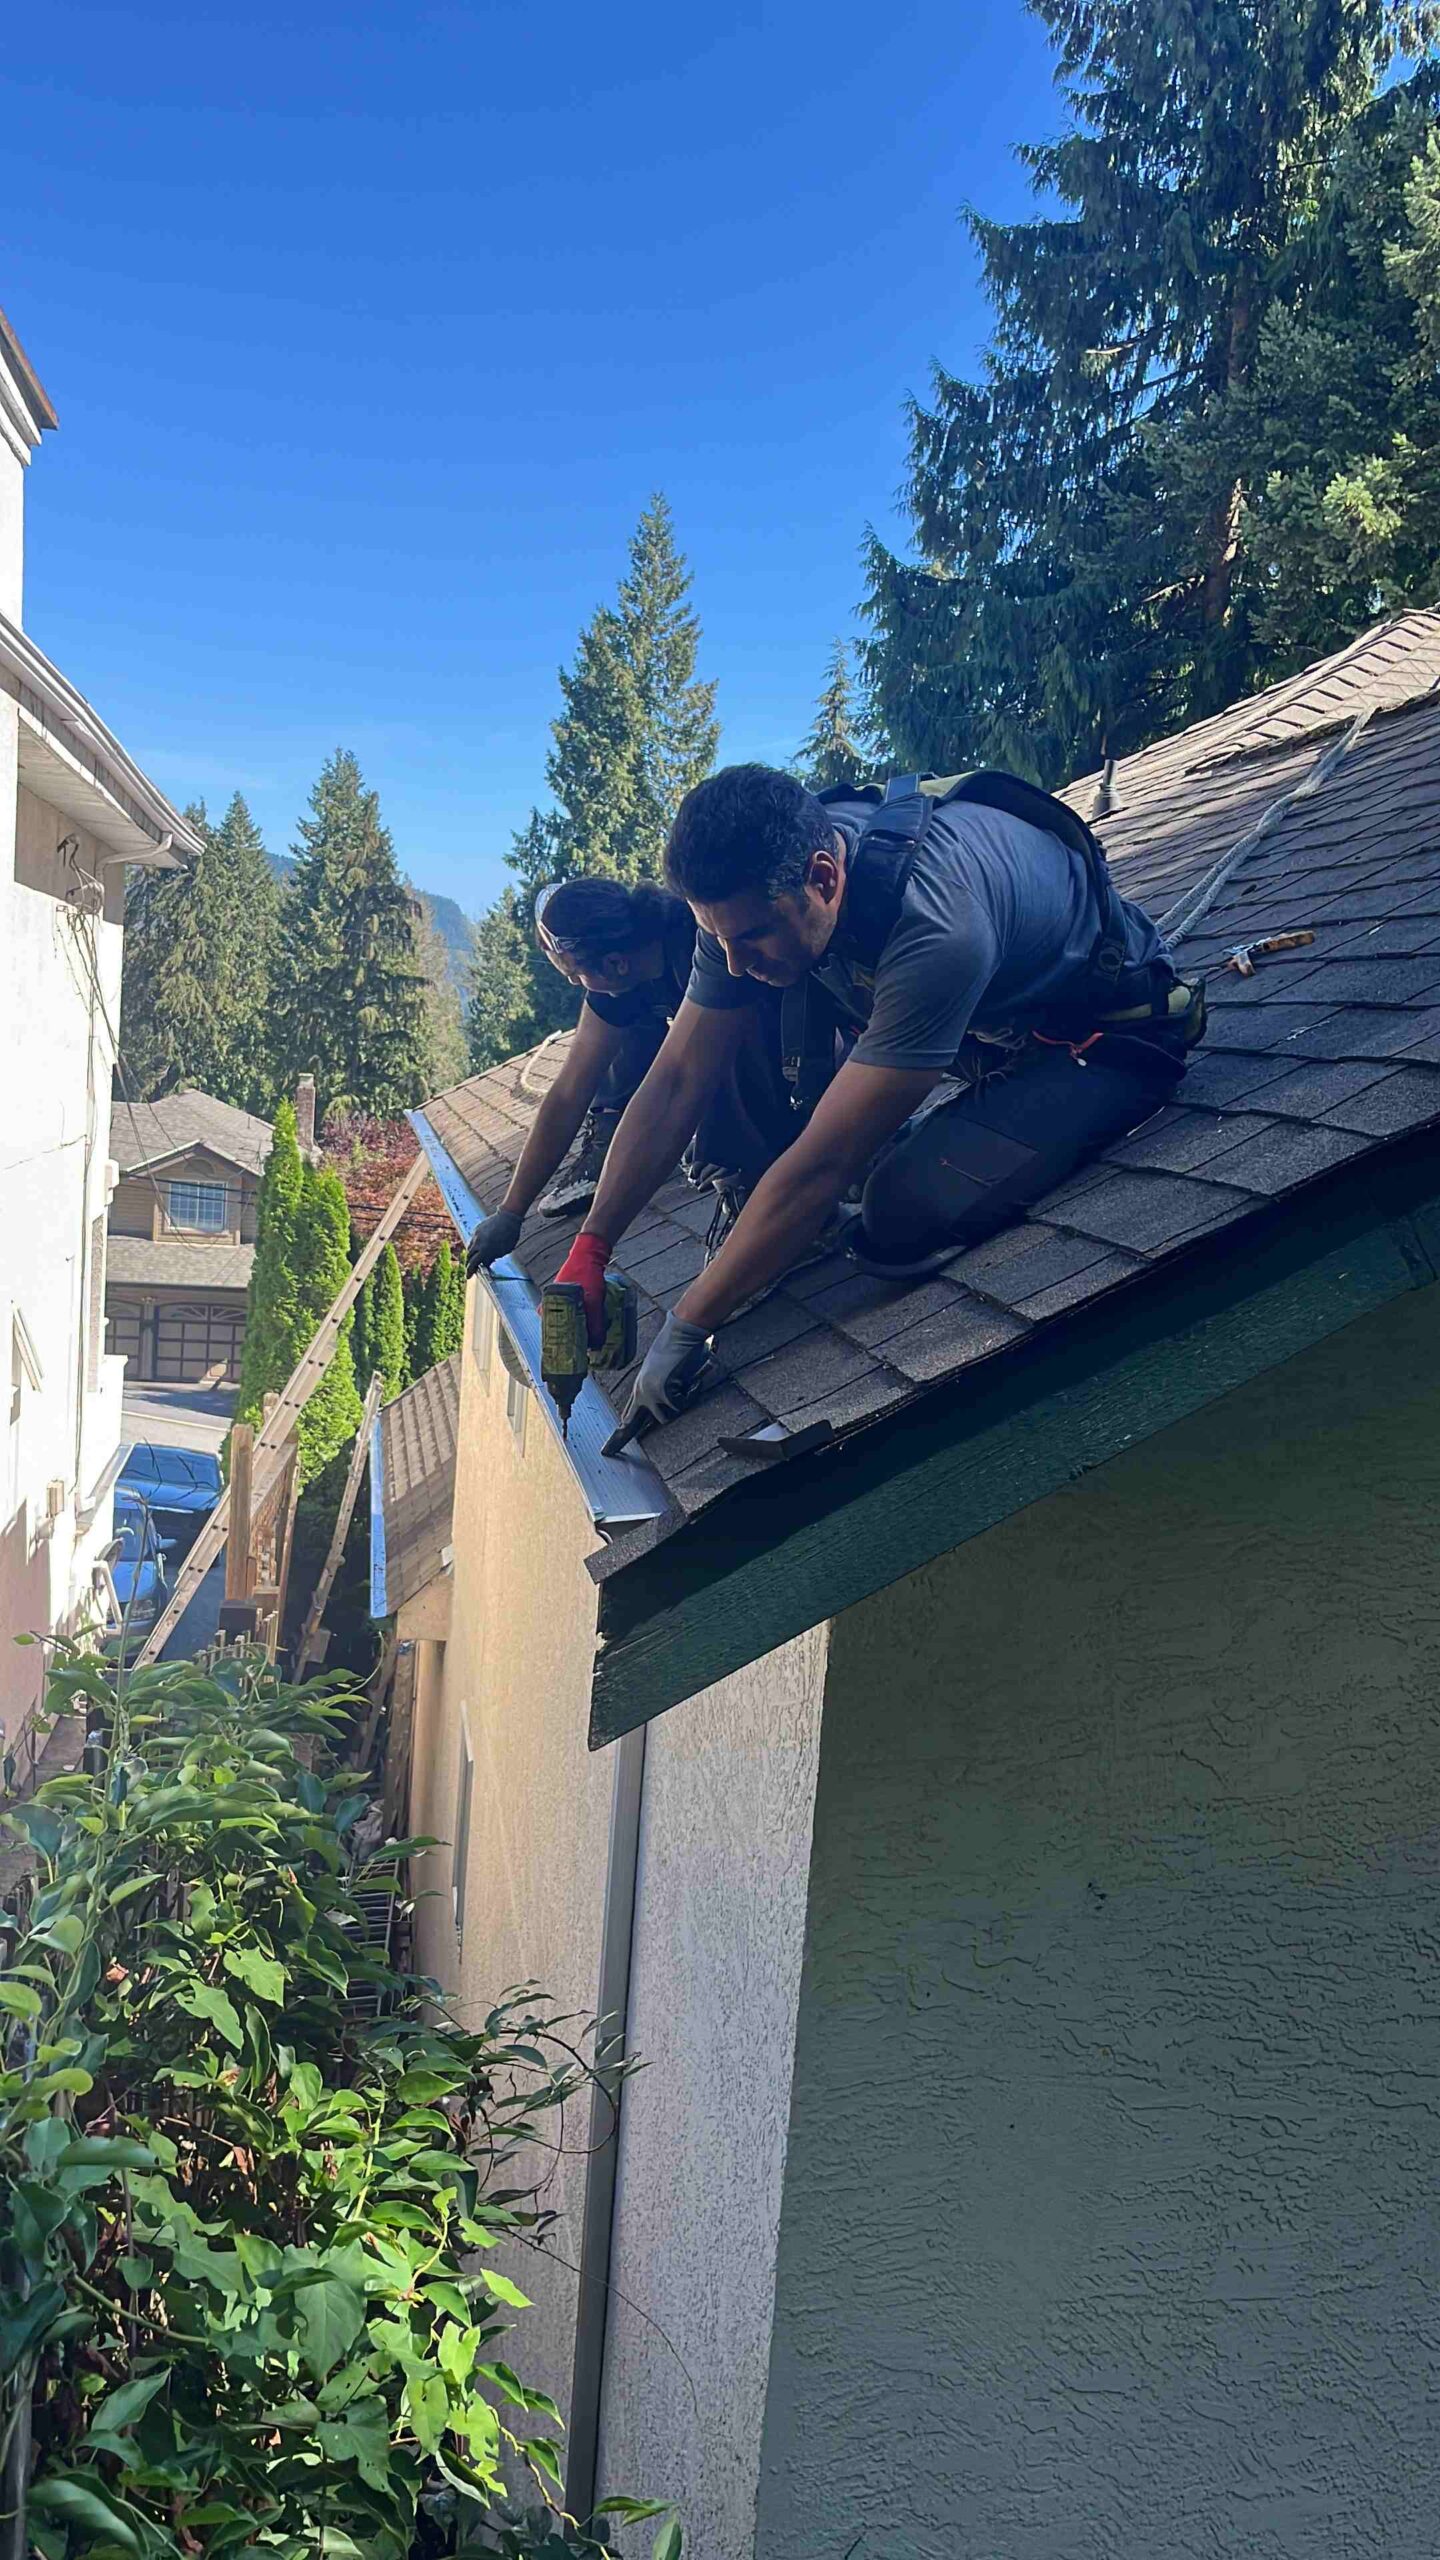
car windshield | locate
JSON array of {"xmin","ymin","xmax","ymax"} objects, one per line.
[{"xmin": 121, "ymin": 1444, "xmax": 221, "ymax": 1494}]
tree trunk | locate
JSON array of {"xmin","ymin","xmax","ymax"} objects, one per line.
[{"xmin": 1199, "ymin": 284, "xmax": 1254, "ymax": 633}]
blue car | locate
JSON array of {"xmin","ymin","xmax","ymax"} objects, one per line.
[
  {"xmin": 103, "ymin": 1494, "xmax": 173, "ymax": 1649},
  {"xmin": 118, "ymin": 1443, "xmax": 222, "ymax": 1567}
]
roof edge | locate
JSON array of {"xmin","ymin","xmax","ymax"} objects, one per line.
[
  {"xmin": 589, "ymin": 1121, "xmax": 1440, "ymax": 1745},
  {"xmin": 0, "ymin": 308, "xmax": 58, "ymax": 443}
]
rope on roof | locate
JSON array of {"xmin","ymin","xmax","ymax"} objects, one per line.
[{"xmin": 1159, "ymin": 705, "xmax": 1376, "ymax": 949}]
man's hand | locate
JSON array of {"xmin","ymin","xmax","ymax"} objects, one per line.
[
  {"xmin": 466, "ymin": 1208, "xmax": 524, "ymax": 1276},
  {"xmin": 621, "ymin": 1313, "xmax": 712, "ymax": 1435},
  {"xmin": 554, "ymin": 1231, "xmax": 612, "ymax": 1346}
]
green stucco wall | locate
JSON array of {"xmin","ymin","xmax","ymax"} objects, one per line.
[{"xmin": 756, "ymin": 1285, "xmax": 1440, "ymax": 2558}]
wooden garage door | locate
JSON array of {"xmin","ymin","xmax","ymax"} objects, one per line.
[
  {"xmin": 106, "ymin": 1302, "xmax": 144, "ymax": 1372},
  {"xmin": 152, "ymin": 1303, "xmax": 246, "ymax": 1385}
]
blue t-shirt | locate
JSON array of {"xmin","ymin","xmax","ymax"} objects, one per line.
[{"xmin": 686, "ymin": 799, "xmax": 1171, "ymax": 1072}]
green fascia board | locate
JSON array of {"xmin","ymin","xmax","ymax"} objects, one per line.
[{"xmin": 590, "ymin": 1129, "xmax": 1440, "ymax": 1748}]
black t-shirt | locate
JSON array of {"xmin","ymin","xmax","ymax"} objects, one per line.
[{"xmin": 583, "ymin": 900, "xmax": 697, "ymax": 1033}]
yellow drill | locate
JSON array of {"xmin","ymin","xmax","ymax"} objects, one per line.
[{"xmin": 539, "ymin": 1273, "xmax": 637, "ymax": 1440}]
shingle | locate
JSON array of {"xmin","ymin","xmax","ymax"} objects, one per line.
[
  {"xmin": 1319, "ymin": 1067, "xmax": 1440, "ymax": 1137},
  {"xmin": 1201, "ymin": 1005, "xmax": 1341, "ymax": 1051},
  {"xmin": 1106, "ymin": 1106, "xmax": 1281, "ymax": 1174},
  {"xmin": 1052, "ymin": 1170, "xmax": 1254, "ymax": 1252},
  {"xmin": 623, "ymin": 1236, "xmax": 707, "ymax": 1300},
  {"xmin": 1274, "ymin": 956, "xmax": 1440, "ymax": 1006},
  {"xmin": 1175, "ymin": 1051, "xmax": 1294, "ymax": 1108},
  {"xmin": 767, "ymin": 1368, "xmax": 912, "ymax": 1434},
  {"xmin": 1192, "ymin": 1119, "xmax": 1370, "ymax": 1194},
  {"xmin": 949, "ymin": 1226, "xmax": 1125, "ymax": 1308},
  {"xmin": 1016, "ymin": 1249, "xmax": 1146, "ymax": 1322},
  {"xmin": 732, "ymin": 1326, "xmax": 879, "ymax": 1416},
  {"xmin": 1247, "ymin": 1059, "xmax": 1394, "ymax": 1118},
  {"xmin": 708, "ymin": 1290, "xmax": 815, "ymax": 1371},
  {"xmin": 1286, "ymin": 1004, "xmax": 1440, "ymax": 1061},
  {"xmin": 641, "ymin": 1382, "xmax": 769, "ymax": 1477},
  {"xmin": 881, "ymin": 1295, "xmax": 1030, "ymax": 1382}
]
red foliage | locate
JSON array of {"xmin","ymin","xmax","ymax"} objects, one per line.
[{"xmin": 321, "ymin": 1114, "xmax": 458, "ymax": 1273}]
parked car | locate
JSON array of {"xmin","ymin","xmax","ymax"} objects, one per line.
[
  {"xmin": 102, "ymin": 1494, "xmax": 173, "ymax": 1653},
  {"xmin": 118, "ymin": 1442, "xmax": 222, "ymax": 1566}
]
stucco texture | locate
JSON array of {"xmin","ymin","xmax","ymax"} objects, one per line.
[
  {"xmin": 598, "ymin": 1622, "xmax": 828, "ymax": 2558},
  {"xmin": 757, "ymin": 1286, "xmax": 1440, "ymax": 2560},
  {"xmin": 412, "ymin": 1284, "xmax": 614, "ymax": 2428}
]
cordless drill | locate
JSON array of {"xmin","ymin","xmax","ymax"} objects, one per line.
[{"xmin": 539, "ymin": 1273, "xmax": 637, "ymax": 1439}]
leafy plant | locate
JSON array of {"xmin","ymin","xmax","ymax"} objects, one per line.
[{"xmin": 0, "ymin": 1647, "xmax": 679, "ymax": 2560}]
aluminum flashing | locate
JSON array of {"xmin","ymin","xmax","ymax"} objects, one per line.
[
  {"xmin": 408, "ymin": 1111, "xmax": 670, "ymax": 1533},
  {"xmin": 368, "ymin": 1413, "xmax": 388, "ymax": 1620}
]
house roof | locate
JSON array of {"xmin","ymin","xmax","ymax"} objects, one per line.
[
  {"xmin": 0, "ymin": 308, "xmax": 58, "ymax": 439},
  {"xmin": 415, "ymin": 609, "xmax": 1440, "ymax": 1739},
  {"xmin": 0, "ymin": 614, "xmax": 201, "ymax": 869},
  {"xmin": 106, "ymin": 1236, "xmax": 255, "ymax": 1293},
  {"xmin": 370, "ymin": 1356, "xmax": 460, "ymax": 1615},
  {"xmin": 110, "ymin": 1090, "xmax": 274, "ymax": 1179}
]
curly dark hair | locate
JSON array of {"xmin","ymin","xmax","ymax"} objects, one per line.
[
  {"xmin": 664, "ymin": 765, "xmax": 837, "ymax": 905},
  {"xmin": 534, "ymin": 875, "xmax": 675, "ymax": 958}
]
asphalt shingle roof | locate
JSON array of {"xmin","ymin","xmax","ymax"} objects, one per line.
[
  {"xmin": 106, "ymin": 1235, "xmax": 254, "ymax": 1291},
  {"xmin": 376, "ymin": 1355, "xmax": 460, "ymax": 1612},
  {"xmin": 420, "ymin": 610, "xmax": 1440, "ymax": 1556},
  {"xmin": 110, "ymin": 1089, "xmax": 273, "ymax": 1177}
]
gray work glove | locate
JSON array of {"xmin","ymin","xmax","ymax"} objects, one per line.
[
  {"xmin": 466, "ymin": 1207, "xmax": 524, "ymax": 1276},
  {"xmin": 621, "ymin": 1313, "xmax": 712, "ymax": 1435}
]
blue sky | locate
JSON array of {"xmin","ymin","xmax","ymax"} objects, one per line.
[{"xmin": 5, "ymin": 0, "xmax": 1056, "ymax": 917}]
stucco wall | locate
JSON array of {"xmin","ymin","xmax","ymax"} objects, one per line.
[
  {"xmin": 757, "ymin": 1285, "xmax": 1440, "ymax": 2559},
  {"xmin": 597, "ymin": 1622, "xmax": 828, "ymax": 2558},
  {"xmin": 414, "ymin": 1283, "xmax": 615, "ymax": 2426}
]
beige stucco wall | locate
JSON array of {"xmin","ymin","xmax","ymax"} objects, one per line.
[
  {"xmin": 413, "ymin": 1283, "xmax": 614, "ymax": 2426},
  {"xmin": 756, "ymin": 1284, "xmax": 1440, "ymax": 2560}
]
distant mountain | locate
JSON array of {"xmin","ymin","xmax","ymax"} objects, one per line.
[{"xmin": 268, "ymin": 854, "xmax": 473, "ymax": 996}]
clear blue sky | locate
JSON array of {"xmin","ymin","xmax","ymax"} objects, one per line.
[{"xmin": 5, "ymin": 0, "xmax": 1056, "ymax": 917}]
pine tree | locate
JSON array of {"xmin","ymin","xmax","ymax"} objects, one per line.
[
  {"xmin": 796, "ymin": 641, "xmax": 876, "ymax": 790},
  {"xmin": 365, "ymin": 1242, "xmax": 408, "ymax": 1400},
  {"xmin": 864, "ymin": 3, "xmax": 1440, "ymax": 782},
  {"xmin": 121, "ymin": 792, "xmax": 280, "ymax": 1110},
  {"xmin": 413, "ymin": 1237, "xmax": 464, "ymax": 1374},
  {"xmin": 468, "ymin": 498, "xmax": 718, "ymax": 1063},
  {"xmin": 234, "ymin": 1100, "xmax": 304, "ymax": 1431},
  {"xmin": 271, "ymin": 750, "xmax": 429, "ymax": 1120}
]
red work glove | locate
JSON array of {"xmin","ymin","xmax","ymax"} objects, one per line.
[{"xmin": 555, "ymin": 1230, "xmax": 611, "ymax": 1346}]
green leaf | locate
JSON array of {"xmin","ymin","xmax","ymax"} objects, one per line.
[
  {"xmin": 58, "ymin": 2137, "xmax": 155, "ymax": 2172},
  {"xmin": 0, "ymin": 2280, "xmax": 65, "ymax": 2376},
  {"xmin": 107, "ymin": 1871, "xmax": 161, "ymax": 1907},
  {"xmin": 420, "ymin": 2280, "xmax": 470, "ymax": 2323},
  {"xmin": 404, "ymin": 2367, "xmax": 450, "ymax": 2454},
  {"xmin": 652, "ymin": 2520, "xmax": 683, "ymax": 2560},
  {"xmin": 0, "ymin": 1978, "xmax": 42, "ymax": 2018},
  {"xmin": 223, "ymin": 1945, "xmax": 286, "ymax": 2005},
  {"xmin": 286, "ymin": 2058, "xmax": 324, "ymax": 2112},
  {"xmin": 479, "ymin": 2270, "xmax": 532, "ymax": 2310},
  {"xmin": 175, "ymin": 1979, "xmax": 243, "ymax": 2051},
  {"xmin": 28, "ymin": 2476, "xmax": 144, "ymax": 2552},
  {"xmin": 31, "ymin": 1911, "xmax": 84, "ymax": 1954},
  {"xmin": 294, "ymin": 2269, "xmax": 366, "ymax": 2379},
  {"xmin": 90, "ymin": 2371, "xmax": 166, "ymax": 2435}
]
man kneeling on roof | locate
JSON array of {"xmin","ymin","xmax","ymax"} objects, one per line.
[{"xmin": 472, "ymin": 764, "xmax": 1205, "ymax": 1436}]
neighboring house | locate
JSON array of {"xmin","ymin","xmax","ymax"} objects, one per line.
[
  {"xmin": 368, "ymin": 1354, "xmax": 458, "ymax": 1830},
  {"xmin": 0, "ymin": 310, "xmax": 202, "ymax": 1744},
  {"xmin": 106, "ymin": 1090, "xmax": 274, "ymax": 1384},
  {"xmin": 399, "ymin": 608, "xmax": 1440, "ymax": 2557}
]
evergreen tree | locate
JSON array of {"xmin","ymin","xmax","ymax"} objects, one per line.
[
  {"xmin": 796, "ymin": 641, "xmax": 876, "ymax": 790},
  {"xmin": 865, "ymin": 3, "xmax": 1440, "ymax": 782},
  {"xmin": 291, "ymin": 1162, "xmax": 363, "ymax": 1484},
  {"xmin": 365, "ymin": 1241, "xmax": 408, "ymax": 1400},
  {"xmin": 414, "ymin": 902, "xmax": 468, "ymax": 1095},
  {"xmin": 234, "ymin": 1100, "xmax": 304, "ymax": 1431},
  {"xmin": 271, "ymin": 750, "xmax": 429, "ymax": 1119},
  {"xmin": 121, "ymin": 792, "xmax": 280, "ymax": 1110},
  {"xmin": 468, "ymin": 498, "xmax": 718, "ymax": 1063},
  {"xmin": 413, "ymin": 1237, "xmax": 465, "ymax": 1374}
]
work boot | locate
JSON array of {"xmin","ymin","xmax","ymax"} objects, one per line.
[{"xmin": 539, "ymin": 1108, "xmax": 621, "ymax": 1218}]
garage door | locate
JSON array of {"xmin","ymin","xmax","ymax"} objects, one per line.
[
  {"xmin": 152, "ymin": 1303, "xmax": 246, "ymax": 1385},
  {"xmin": 106, "ymin": 1302, "xmax": 144, "ymax": 1372}
]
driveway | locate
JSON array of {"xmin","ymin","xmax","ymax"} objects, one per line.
[{"xmin": 122, "ymin": 1381, "xmax": 235, "ymax": 1457}]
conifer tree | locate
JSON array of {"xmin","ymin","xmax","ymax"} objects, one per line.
[
  {"xmin": 271, "ymin": 750, "xmax": 429, "ymax": 1119},
  {"xmin": 469, "ymin": 498, "xmax": 718, "ymax": 1062},
  {"xmin": 365, "ymin": 1242, "xmax": 408, "ymax": 1400},
  {"xmin": 291, "ymin": 1162, "xmax": 363, "ymax": 1484},
  {"xmin": 796, "ymin": 641, "xmax": 876, "ymax": 791},
  {"xmin": 414, "ymin": 904, "xmax": 468, "ymax": 1095},
  {"xmin": 865, "ymin": 2, "xmax": 1440, "ymax": 782},
  {"xmin": 413, "ymin": 1237, "xmax": 464, "ymax": 1373},
  {"xmin": 234, "ymin": 1100, "xmax": 303, "ymax": 1430},
  {"xmin": 121, "ymin": 793, "xmax": 280, "ymax": 1110}
]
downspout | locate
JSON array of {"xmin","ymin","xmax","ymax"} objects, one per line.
[{"xmin": 564, "ymin": 1721, "xmax": 646, "ymax": 2527}]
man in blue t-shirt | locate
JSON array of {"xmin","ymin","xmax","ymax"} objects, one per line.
[{"xmin": 550, "ymin": 765, "xmax": 1200, "ymax": 1431}]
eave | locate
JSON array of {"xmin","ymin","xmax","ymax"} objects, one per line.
[
  {"xmin": 587, "ymin": 1123, "xmax": 1440, "ymax": 1748},
  {"xmin": 0, "ymin": 613, "xmax": 200, "ymax": 868}
]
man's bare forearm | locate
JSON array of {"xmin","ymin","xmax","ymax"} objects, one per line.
[
  {"xmin": 585, "ymin": 1069, "xmax": 700, "ymax": 1245},
  {"xmin": 502, "ymin": 1084, "xmax": 592, "ymax": 1218},
  {"xmin": 676, "ymin": 1147, "xmax": 839, "ymax": 1330}
]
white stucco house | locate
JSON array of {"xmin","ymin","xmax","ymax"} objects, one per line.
[
  {"xmin": 396, "ymin": 614, "xmax": 1440, "ymax": 2557},
  {"xmin": 0, "ymin": 309, "xmax": 202, "ymax": 1748}
]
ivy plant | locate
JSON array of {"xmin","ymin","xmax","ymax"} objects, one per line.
[{"xmin": 0, "ymin": 1645, "xmax": 679, "ymax": 2560}]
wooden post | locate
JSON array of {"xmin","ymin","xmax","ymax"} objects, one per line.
[
  {"xmin": 226, "ymin": 1425, "xmax": 254, "ymax": 1605},
  {"xmin": 295, "ymin": 1373, "xmax": 384, "ymax": 1675},
  {"xmin": 271, "ymin": 1449, "xmax": 303, "ymax": 1662}
]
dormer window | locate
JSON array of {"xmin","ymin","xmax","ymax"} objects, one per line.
[{"xmin": 167, "ymin": 1179, "xmax": 227, "ymax": 1233}]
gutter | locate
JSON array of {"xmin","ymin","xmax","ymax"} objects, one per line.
[
  {"xmin": 0, "ymin": 610, "xmax": 202, "ymax": 860},
  {"xmin": 408, "ymin": 1111, "xmax": 670, "ymax": 1535},
  {"xmin": 368, "ymin": 1412, "xmax": 388, "ymax": 1618}
]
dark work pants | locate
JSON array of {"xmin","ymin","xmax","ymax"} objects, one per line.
[
  {"xmin": 596, "ymin": 1002, "xmax": 795, "ymax": 1189},
  {"xmin": 857, "ymin": 1036, "xmax": 1187, "ymax": 1262},
  {"xmin": 595, "ymin": 1020, "xmax": 669, "ymax": 1115}
]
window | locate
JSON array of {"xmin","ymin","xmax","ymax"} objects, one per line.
[
  {"xmin": 167, "ymin": 1180, "xmax": 227, "ymax": 1233},
  {"xmin": 452, "ymin": 1731, "xmax": 474, "ymax": 1942},
  {"xmin": 506, "ymin": 1362, "xmax": 528, "ymax": 1451}
]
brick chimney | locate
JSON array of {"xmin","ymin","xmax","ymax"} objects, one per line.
[{"xmin": 294, "ymin": 1074, "xmax": 317, "ymax": 1158}]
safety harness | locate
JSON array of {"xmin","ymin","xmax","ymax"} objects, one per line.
[{"xmin": 780, "ymin": 769, "xmax": 1203, "ymax": 1112}]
